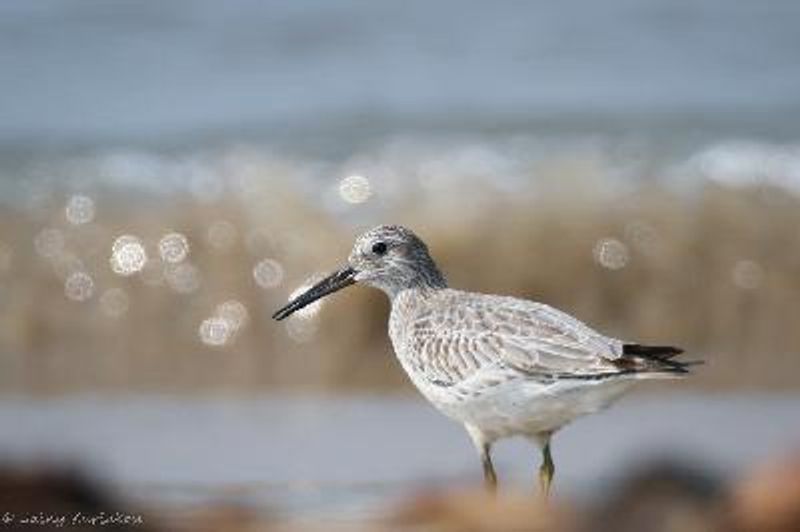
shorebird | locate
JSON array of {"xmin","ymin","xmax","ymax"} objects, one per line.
[{"xmin": 273, "ymin": 225, "xmax": 694, "ymax": 496}]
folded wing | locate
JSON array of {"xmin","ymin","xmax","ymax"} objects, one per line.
[{"xmin": 404, "ymin": 291, "xmax": 687, "ymax": 387}]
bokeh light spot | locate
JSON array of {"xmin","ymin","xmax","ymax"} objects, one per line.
[
  {"xmin": 216, "ymin": 300, "xmax": 249, "ymax": 330},
  {"xmin": 593, "ymin": 238, "xmax": 629, "ymax": 270},
  {"xmin": 338, "ymin": 175, "xmax": 372, "ymax": 204},
  {"xmin": 65, "ymin": 194, "xmax": 96, "ymax": 225},
  {"xmin": 253, "ymin": 259, "xmax": 284, "ymax": 289},
  {"xmin": 158, "ymin": 232, "xmax": 190, "ymax": 263},
  {"xmin": 110, "ymin": 235, "xmax": 147, "ymax": 276},
  {"xmin": 198, "ymin": 317, "xmax": 233, "ymax": 347},
  {"xmin": 64, "ymin": 271, "xmax": 94, "ymax": 302},
  {"xmin": 165, "ymin": 262, "xmax": 201, "ymax": 294},
  {"xmin": 197, "ymin": 299, "xmax": 249, "ymax": 347}
]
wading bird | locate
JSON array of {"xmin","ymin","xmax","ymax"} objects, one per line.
[{"xmin": 273, "ymin": 225, "xmax": 693, "ymax": 496}]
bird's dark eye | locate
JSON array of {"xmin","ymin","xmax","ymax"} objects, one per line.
[{"xmin": 371, "ymin": 242, "xmax": 388, "ymax": 255}]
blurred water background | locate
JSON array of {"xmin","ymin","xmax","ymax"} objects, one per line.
[{"xmin": 1, "ymin": 0, "xmax": 800, "ymax": 527}]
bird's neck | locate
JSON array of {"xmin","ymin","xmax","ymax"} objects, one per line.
[{"xmin": 386, "ymin": 266, "xmax": 447, "ymax": 302}]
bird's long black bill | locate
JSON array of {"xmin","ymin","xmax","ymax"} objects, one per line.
[{"xmin": 272, "ymin": 266, "xmax": 356, "ymax": 321}]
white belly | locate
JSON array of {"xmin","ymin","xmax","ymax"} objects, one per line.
[{"xmin": 416, "ymin": 371, "xmax": 635, "ymax": 442}]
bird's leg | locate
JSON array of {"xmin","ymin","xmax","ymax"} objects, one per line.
[
  {"xmin": 480, "ymin": 443, "xmax": 498, "ymax": 493},
  {"xmin": 538, "ymin": 436, "xmax": 555, "ymax": 499},
  {"xmin": 466, "ymin": 424, "xmax": 497, "ymax": 493}
]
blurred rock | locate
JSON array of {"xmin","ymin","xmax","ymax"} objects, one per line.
[
  {"xmin": 727, "ymin": 451, "xmax": 800, "ymax": 532},
  {"xmin": 0, "ymin": 466, "xmax": 161, "ymax": 531},
  {"xmin": 386, "ymin": 488, "xmax": 574, "ymax": 532},
  {"xmin": 586, "ymin": 460, "xmax": 723, "ymax": 532}
]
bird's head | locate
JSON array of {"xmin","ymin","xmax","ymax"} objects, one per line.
[{"xmin": 272, "ymin": 224, "xmax": 445, "ymax": 321}]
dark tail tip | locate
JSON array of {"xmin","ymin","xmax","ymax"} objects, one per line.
[
  {"xmin": 622, "ymin": 343, "xmax": 701, "ymax": 374},
  {"xmin": 623, "ymin": 343, "xmax": 684, "ymax": 358}
]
